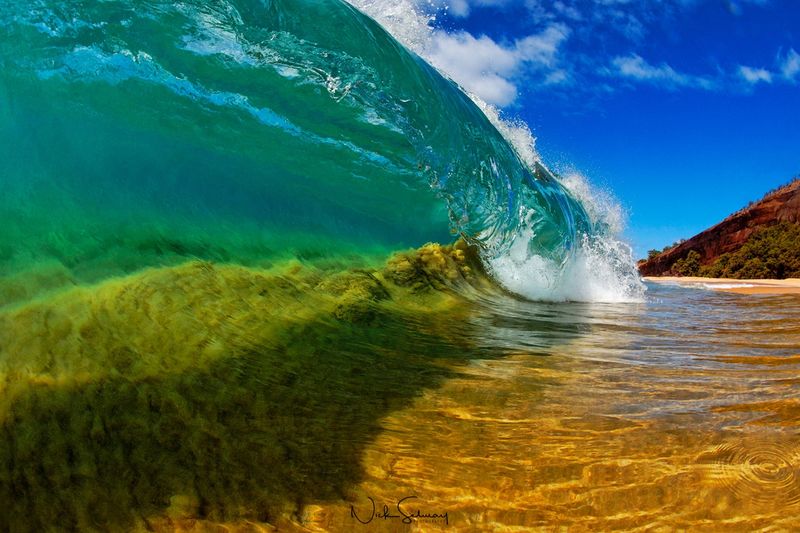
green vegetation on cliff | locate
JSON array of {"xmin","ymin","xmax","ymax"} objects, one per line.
[
  {"xmin": 672, "ymin": 250, "xmax": 702, "ymax": 277},
  {"xmin": 699, "ymin": 222, "xmax": 800, "ymax": 279}
]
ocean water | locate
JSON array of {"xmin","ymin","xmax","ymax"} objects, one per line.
[
  {"xmin": 296, "ymin": 282, "xmax": 800, "ymax": 531},
  {"xmin": 1, "ymin": 0, "xmax": 798, "ymax": 531},
  {"xmin": 0, "ymin": 0, "xmax": 642, "ymax": 306}
]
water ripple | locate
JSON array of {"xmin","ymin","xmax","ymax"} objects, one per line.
[{"xmin": 701, "ymin": 440, "xmax": 800, "ymax": 506}]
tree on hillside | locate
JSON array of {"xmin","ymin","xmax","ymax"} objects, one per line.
[
  {"xmin": 699, "ymin": 222, "xmax": 800, "ymax": 279},
  {"xmin": 672, "ymin": 250, "xmax": 701, "ymax": 276}
]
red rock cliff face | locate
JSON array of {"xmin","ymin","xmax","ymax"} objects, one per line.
[{"xmin": 639, "ymin": 180, "xmax": 800, "ymax": 276}]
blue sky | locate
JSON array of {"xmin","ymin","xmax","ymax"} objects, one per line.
[{"xmin": 406, "ymin": 0, "xmax": 800, "ymax": 257}]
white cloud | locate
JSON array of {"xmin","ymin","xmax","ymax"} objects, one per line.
[
  {"xmin": 732, "ymin": 49, "xmax": 800, "ymax": 87},
  {"xmin": 552, "ymin": 1, "xmax": 582, "ymax": 20},
  {"xmin": 353, "ymin": 0, "xmax": 796, "ymax": 101},
  {"xmin": 447, "ymin": 0, "xmax": 471, "ymax": 16},
  {"xmin": 428, "ymin": 33, "xmax": 520, "ymax": 105},
  {"xmin": 780, "ymin": 48, "xmax": 800, "ymax": 81},
  {"xmin": 427, "ymin": 24, "xmax": 570, "ymax": 105},
  {"xmin": 544, "ymin": 69, "xmax": 568, "ymax": 84},
  {"xmin": 349, "ymin": 0, "xmax": 570, "ymax": 106},
  {"xmin": 609, "ymin": 54, "xmax": 714, "ymax": 89},
  {"xmin": 612, "ymin": 54, "xmax": 681, "ymax": 82},
  {"xmin": 464, "ymin": 74, "xmax": 520, "ymax": 104},
  {"xmin": 516, "ymin": 24, "xmax": 569, "ymax": 66},
  {"xmin": 738, "ymin": 65, "xmax": 773, "ymax": 84}
]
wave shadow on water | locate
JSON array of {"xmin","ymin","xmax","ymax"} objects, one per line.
[{"xmin": 0, "ymin": 249, "xmax": 591, "ymax": 531}]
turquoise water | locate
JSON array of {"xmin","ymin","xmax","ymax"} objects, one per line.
[
  {"xmin": 0, "ymin": 0, "xmax": 603, "ymax": 307},
  {"xmin": 0, "ymin": 2, "xmax": 669, "ymax": 531}
]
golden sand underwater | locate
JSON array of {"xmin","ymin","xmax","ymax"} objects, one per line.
[
  {"xmin": 2, "ymin": 242, "xmax": 800, "ymax": 531},
  {"xmin": 0, "ymin": 242, "xmax": 489, "ymax": 531}
]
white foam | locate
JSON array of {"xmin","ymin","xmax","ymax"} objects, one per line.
[
  {"xmin": 558, "ymin": 171, "xmax": 625, "ymax": 234},
  {"xmin": 694, "ymin": 282, "xmax": 757, "ymax": 290},
  {"xmin": 488, "ymin": 229, "xmax": 645, "ymax": 303}
]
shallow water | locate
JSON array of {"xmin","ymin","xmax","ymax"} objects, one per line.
[
  {"xmin": 290, "ymin": 282, "xmax": 800, "ymax": 531},
  {"xmin": 4, "ymin": 266, "xmax": 798, "ymax": 531}
]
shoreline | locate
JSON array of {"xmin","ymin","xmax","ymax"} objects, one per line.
[{"xmin": 644, "ymin": 276, "xmax": 800, "ymax": 294}]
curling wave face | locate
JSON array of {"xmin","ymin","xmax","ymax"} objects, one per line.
[{"xmin": 0, "ymin": 0, "xmax": 641, "ymax": 304}]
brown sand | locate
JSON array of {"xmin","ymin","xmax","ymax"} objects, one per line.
[{"xmin": 644, "ymin": 276, "xmax": 800, "ymax": 294}]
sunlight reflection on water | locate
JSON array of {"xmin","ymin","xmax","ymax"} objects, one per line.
[{"xmin": 298, "ymin": 283, "xmax": 800, "ymax": 531}]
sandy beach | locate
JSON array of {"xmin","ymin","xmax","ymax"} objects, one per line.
[{"xmin": 645, "ymin": 276, "xmax": 800, "ymax": 294}]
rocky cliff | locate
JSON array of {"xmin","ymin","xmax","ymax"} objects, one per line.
[{"xmin": 639, "ymin": 179, "xmax": 800, "ymax": 276}]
